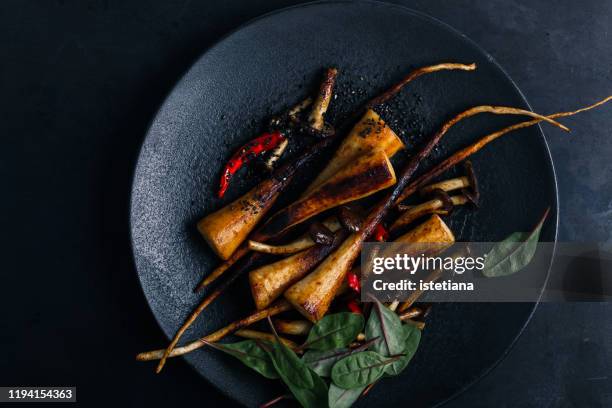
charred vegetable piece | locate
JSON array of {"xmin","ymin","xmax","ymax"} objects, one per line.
[
  {"xmin": 253, "ymin": 149, "xmax": 397, "ymax": 241},
  {"xmin": 249, "ymin": 230, "xmax": 347, "ymax": 310},
  {"xmin": 304, "ymin": 109, "xmax": 404, "ymax": 195},
  {"xmin": 198, "ymin": 177, "xmax": 284, "ymax": 260}
]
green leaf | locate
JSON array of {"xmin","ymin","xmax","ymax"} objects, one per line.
[
  {"xmin": 205, "ymin": 340, "xmax": 278, "ymax": 379},
  {"xmin": 304, "ymin": 312, "xmax": 364, "ymax": 351},
  {"xmin": 302, "ymin": 348, "xmax": 350, "ymax": 377},
  {"xmin": 267, "ymin": 339, "xmax": 314, "ymax": 388},
  {"xmin": 365, "ymin": 298, "xmax": 407, "ymax": 357},
  {"xmin": 483, "ymin": 208, "xmax": 549, "ymax": 277},
  {"xmin": 328, "ymin": 383, "xmax": 365, "ymax": 408},
  {"xmin": 384, "ymin": 324, "xmax": 421, "ymax": 376},
  {"xmin": 285, "ymin": 368, "xmax": 329, "ymax": 408},
  {"xmin": 263, "ymin": 338, "xmax": 328, "ymax": 408},
  {"xmin": 331, "ymin": 351, "xmax": 396, "ymax": 389}
]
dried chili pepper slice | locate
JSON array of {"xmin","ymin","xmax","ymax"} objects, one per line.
[
  {"xmin": 217, "ymin": 131, "xmax": 285, "ymax": 198},
  {"xmin": 347, "ymin": 271, "xmax": 361, "ymax": 293},
  {"xmin": 346, "ymin": 299, "xmax": 362, "ymax": 314},
  {"xmin": 370, "ymin": 222, "xmax": 388, "ymax": 242}
]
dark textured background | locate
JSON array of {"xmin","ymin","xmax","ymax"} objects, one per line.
[{"xmin": 1, "ymin": 0, "xmax": 610, "ymax": 407}]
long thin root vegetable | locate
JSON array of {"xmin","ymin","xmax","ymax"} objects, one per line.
[
  {"xmin": 234, "ymin": 329, "xmax": 299, "ymax": 350},
  {"xmin": 137, "ymin": 300, "xmax": 292, "ymax": 363},
  {"xmin": 304, "ymin": 109, "xmax": 405, "ymax": 195},
  {"xmin": 248, "ymin": 218, "xmax": 341, "ymax": 255},
  {"xmin": 253, "ymin": 149, "xmax": 397, "ymax": 241},
  {"xmin": 393, "ymin": 95, "xmax": 612, "ymax": 206},
  {"xmin": 284, "ymin": 104, "xmax": 565, "ymax": 322},
  {"xmin": 364, "ymin": 62, "xmax": 477, "ymax": 109},
  {"xmin": 249, "ymin": 230, "xmax": 347, "ymax": 310}
]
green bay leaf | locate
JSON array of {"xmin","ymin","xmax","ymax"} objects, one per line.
[{"xmin": 483, "ymin": 208, "xmax": 549, "ymax": 277}]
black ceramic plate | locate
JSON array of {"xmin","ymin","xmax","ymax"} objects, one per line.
[{"xmin": 130, "ymin": 1, "xmax": 558, "ymax": 407}]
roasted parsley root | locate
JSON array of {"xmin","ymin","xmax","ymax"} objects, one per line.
[
  {"xmin": 249, "ymin": 230, "xmax": 347, "ymax": 310},
  {"xmin": 253, "ymin": 149, "xmax": 397, "ymax": 241},
  {"xmin": 136, "ymin": 300, "xmax": 293, "ymax": 363},
  {"xmin": 304, "ymin": 109, "xmax": 404, "ymax": 195},
  {"xmin": 197, "ymin": 178, "xmax": 283, "ymax": 260}
]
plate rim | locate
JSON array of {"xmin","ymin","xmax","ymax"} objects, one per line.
[{"xmin": 129, "ymin": 1, "xmax": 559, "ymax": 406}]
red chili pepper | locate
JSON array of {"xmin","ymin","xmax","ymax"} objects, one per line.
[
  {"xmin": 347, "ymin": 299, "xmax": 362, "ymax": 314},
  {"xmin": 217, "ymin": 131, "xmax": 285, "ymax": 198},
  {"xmin": 371, "ymin": 222, "xmax": 388, "ymax": 242},
  {"xmin": 347, "ymin": 271, "xmax": 361, "ymax": 293}
]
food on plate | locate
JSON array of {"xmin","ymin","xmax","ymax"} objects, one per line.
[{"xmin": 137, "ymin": 62, "xmax": 612, "ymax": 407}]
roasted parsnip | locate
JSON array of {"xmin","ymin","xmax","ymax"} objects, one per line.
[
  {"xmin": 249, "ymin": 230, "xmax": 346, "ymax": 310},
  {"xmin": 304, "ymin": 109, "xmax": 404, "ymax": 195},
  {"xmin": 253, "ymin": 149, "xmax": 397, "ymax": 241}
]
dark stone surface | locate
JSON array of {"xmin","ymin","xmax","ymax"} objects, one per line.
[{"xmin": 1, "ymin": 0, "xmax": 610, "ymax": 407}]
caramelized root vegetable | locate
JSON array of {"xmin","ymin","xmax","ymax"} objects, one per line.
[
  {"xmin": 249, "ymin": 230, "xmax": 347, "ymax": 310},
  {"xmin": 166, "ymin": 63, "xmax": 482, "ymax": 362},
  {"xmin": 201, "ymin": 62, "xmax": 481, "ymax": 288},
  {"xmin": 234, "ymin": 329, "xmax": 299, "ymax": 349},
  {"xmin": 284, "ymin": 103, "xmax": 554, "ymax": 322},
  {"xmin": 253, "ymin": 149, "xmax": 397, "ymax": 241},
  {"xmin": 284, "ymin": 233, "xmax": 363, "ymax": 322},
  {"xmin": 304, "ymin": 109, "xmax": 404, "ymax": 195},
  {"xmin": 273, "ymin": 319, "xmax": 313, "ymax": 336},
  {"xmin": 248, "ymin": 218, "xmax": 341, "ymax": 255},
  {"xmin": 394, "ymin": 214, "xmax": 455, "ymax": 245},
  {"xmin": 137, "ymin": 300, "xmax": 292, "ymax": 364},
  {"xmin": 197, "ymin": 178, "xmax": 284, "ymax": 260},
  {"xmin": 393, "ymin": 96, "xmax": 612, "ymax": 206},
  {"xmin": 391, "ymin": 195, "xmax": 468, "ymax": 231}
]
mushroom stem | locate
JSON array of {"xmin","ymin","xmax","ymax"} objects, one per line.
[
  {"xmin": 392, "ymin": 195, "xmax": 468, "ymax": 231},
  {"xmin": 264, "ymin": 138, "xmax": 289, "ymax": 170},
  {"xmin": 419, "ymin": 176, "xmax": 469, "ymax": 196},
  {"xmin": 308, "ymin": 68, "xmax": 338, "ymax": 131}
]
